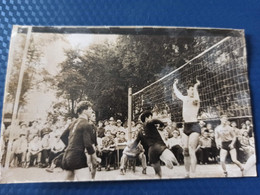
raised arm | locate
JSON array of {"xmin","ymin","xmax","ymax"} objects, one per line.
[
  {"xmin": 193, "ymin": 79, "xmax": 200, "ymax": 100},
  {"xmin": 173, "ymin": 79, "xmax": 185, "ymax": 100}
]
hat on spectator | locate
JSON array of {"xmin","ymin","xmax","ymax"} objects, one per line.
[
  {"xmin": 19, "ymin": 132, "xmax": 26, "ymax": 137},
  {"xmin": 116, "ymin": 119, "xmax": 122, "ymax": 124},
  {"xmin": 109, "ymin": 117, "xmax": 115, "ymax": 121}
]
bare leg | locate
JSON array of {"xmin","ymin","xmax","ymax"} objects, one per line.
[
  {"xmin": 244, "ymin": 154, "xmax": 256, "ymax": 172},
  {"xmin": 139, "ymin": 153, "xmax": 147, "ymax": 169},
  {"xmin": 182, "ymin": 133, "xmax": 190, "ymax": 177},
  {"xmin": 159, "ymin": 148, "xmax": 178, "ymax": 169},
  {"xmin": 139, "ymin": 153, "xmax": 147, "ymax": 174},
  {"xmin": 65, "ymin": 170, "xmax": 75, "ymax": 181},
  {"xmin": 230, "ymin": 148, "xmax": 244, "ymax": 170},
  {"xmin": 86, "ymin": 153, "xmax": 98, "ymax": 180},
  {"xmin": 151, "ymin": 161, "xmax": 162, "ymax": 178},
  {"xmin": 188, "ymin": 132, "xmax": 200, "ymax": 175},
  {"xmin": 220, "ymin": 149, "xmax": 228, "ymax": 176}
]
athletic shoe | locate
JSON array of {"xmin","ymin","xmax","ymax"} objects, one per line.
[
  {"xmin": 45, "ymin": 168, "xmax": 54, "ymax": 173},
  {"xmin": 120, "ymin": 168, "xmax": 125, "ymax": 175},
  {"xmin": 224, "ymin": 171, "xmax": 228, "ymax": 177}
]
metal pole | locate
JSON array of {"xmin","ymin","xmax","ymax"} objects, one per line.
[
  {"xmin": 127, "ymin": 88, "xmax": 132, "ymax": 141},
  {"xmin": 4, "ymin": 26, "xmax": 32, "ymax": 168}
]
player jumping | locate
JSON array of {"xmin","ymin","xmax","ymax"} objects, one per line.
[{"xmin": 173, "ymin": 79, "xmax": 201, "ymax": 178}]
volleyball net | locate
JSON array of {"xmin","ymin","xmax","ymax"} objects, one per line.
[{"xmin": 132, "ymin": 36, "xmax": 252, "ymax": 122}]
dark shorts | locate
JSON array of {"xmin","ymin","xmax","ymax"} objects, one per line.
[
  {"xmin": 183, "ymin": 122, "xmax": 201, "ymax": 136},
  {"xmin": 61, "ymin": 149, "xmax": 87, "ymax": 171},
  {"xmin": 221, "ymin": 141, "xmax": 233, "ymax": 151},
  {"xmin": 148, "ymin": 143, "xmax": 167, "ymax": 164}
]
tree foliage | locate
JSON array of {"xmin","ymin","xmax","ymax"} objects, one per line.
[{"xmin": 56, "ymin": 34, "xmax": 224, "ymax": 121}]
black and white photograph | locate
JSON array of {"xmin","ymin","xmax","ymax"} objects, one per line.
[{"xmin": 0, "ymin": 26, "xmax": 256, "ymax": 183}]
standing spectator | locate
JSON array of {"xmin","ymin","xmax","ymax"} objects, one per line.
[
  {"xmin": 28, "ymin": 121, "xmax": 41, "ymax": 141},
  {"xmin": 240, "ymin": 123, "xmax": 248, "ymax": 135},
  {"xmin": 207, "ymin": 125, "xmax": 218, "ymax": 162},
  {"xmin": 105, "ymin": 117, "xmax": 117, "ymax": 137},
  {"xmin": 116, "ymin": 120, "xmax": 125, "ymax": 133},
  {"xmin": 97, "ymin": 121, "xmax": 105, "ymax": 138},
  {"xmin": 41, "ymin": 132, "xmax": 51, "ymax": 168},
  {"xmin": 10, "ymin": 133, "xmax": 28, "ymax": 167},
  {"xmin": 245, "ymin": 120, "xmax": 253, "ymax": 137},
  {"xmin": 26, "ymin": 135, "xmax": 42, "ymax": 168}
]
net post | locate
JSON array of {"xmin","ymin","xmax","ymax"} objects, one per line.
[
  {"xmin": 127, "ymin": 88, "xmax": 132, "ymax": 140},
  {"xmin": 4, "ymin": 26, "xmax": 32, "ymax": 169}
]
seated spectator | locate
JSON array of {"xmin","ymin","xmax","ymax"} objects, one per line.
[
  {"xmin": 101, "ymin": 130, "xmax": 116, "ymax": 171},
  {"xmin": 116, "ymin": 131, "xmax": 127, "ymax": 144},
  {"xmin": 105, "ymin": 117, "xmax": 117, "ymax": 137},
  {"xmin": 48, "ymin": 134, "xmax": 65, "ymax": 165},
  {"xmin": 167, "ymin": 130, "xmax": 184, "ymax": 165},
  {"xmin": 26, "ymin": 135, "xmax": 42, "ymax": 168},
  {"xmin": 166, "ymin": 122, "xmax": 177, "ymax": 139},
  {"xmin": 208, "ymin": 127, "xmax": 219, "ymax": 162},
  {"xmin": 196, "ymin": 130, "xmax": 212, "ymax": 164}
]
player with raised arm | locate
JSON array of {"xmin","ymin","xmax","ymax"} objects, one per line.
[
  {"xmin": 215, "ymin": 115, "xmax": 244, "ymax": 177},
  {"xmin": 172, "ymin": 79, "xmax": 201, "ymax": 178}
]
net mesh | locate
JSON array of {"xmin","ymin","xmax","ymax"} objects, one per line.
[{"xmin": 132, "ymin": 36, "xmax": 252, "ymax": 122}]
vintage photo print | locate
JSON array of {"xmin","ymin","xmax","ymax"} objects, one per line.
[{"xmin": 0, "ymin": 26, "xmax": 256, "ymax": 183}]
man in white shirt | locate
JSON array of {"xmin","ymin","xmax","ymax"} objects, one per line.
[{"xmin": 173, "ymin": 78, "xmax": 200, "ymax": 178}]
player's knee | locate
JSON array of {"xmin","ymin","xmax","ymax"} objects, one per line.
[{"xmin": 183, "ymin": 148, "xmax": 189, "ymax": 157}]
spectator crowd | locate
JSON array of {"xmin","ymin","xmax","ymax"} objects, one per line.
[{"xmin": 0, "ymin": 109, "xmax": 255, "ymax": 175}]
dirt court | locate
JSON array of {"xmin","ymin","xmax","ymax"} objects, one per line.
[{"xmin": 0, "ymin": 164, "xmax": 257, "ymax": 183}]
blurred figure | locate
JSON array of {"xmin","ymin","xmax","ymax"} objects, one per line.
[
  {"xmin": 168, "ymin": 130, "xmax": 184, "ymax": 165},
  {"xmin": 26, "ymin": 135, "xmax": 42, "ymax": 168},
  {"xmin": 10, "ymin": 133, "xmax": 28, "ymax": 167},
  {"xmin": 49, "ymin": 134, "xmax": 65, "ymax": 165},
  {"xmin": 196, "ymin": 130, "xmax": 212, "ymax": 164},
  {"xmin": 101, "ymin": 130, "xmax": 116, "ymax": 171},
  {"xmin": 97, "ymin": 121, "xmax": 105, "ymax": 138},
  {"xmin": 41, "ymin": 132, "xmax": 51, "ymax": 168},
  {"xmin": 119, "ymin": 132, "xmax": 147, "ymax": 175}
]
